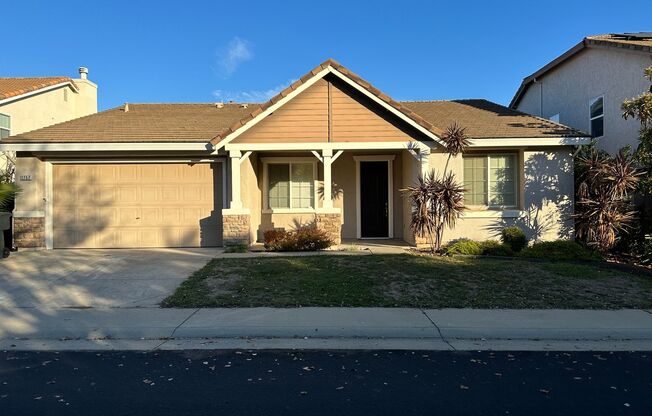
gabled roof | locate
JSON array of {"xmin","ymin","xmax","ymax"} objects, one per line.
[
  {"xmin": 0, "ymin": 77, "xmax": 76, "ymax": 101},
  {"xmin": 510, "ymin": 33, "xmax": 652, "ymax": 108},
  {"xmin": 3, "ymin": 99, "xmax": 586, "ymax": 144},
  {"xmin": 208, "ymin": 59, "xmax": 447, "ymax": 147},
  {"xmin": 3, "ymin": 103, "xmax": 255, "ymax": 143}
]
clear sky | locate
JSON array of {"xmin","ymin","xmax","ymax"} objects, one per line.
[{"xmin": 3, "ymin": 0, "xmax": 649, "ymax": 111}]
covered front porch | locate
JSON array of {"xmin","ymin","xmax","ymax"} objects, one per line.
[{"xmin": 220, "ymin": 142, "xmax": 432, "ymax": 246}]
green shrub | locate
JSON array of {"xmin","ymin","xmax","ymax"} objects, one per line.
[
  {"xmin": 501, "ymin": 226, "xmax": 528, "ymax": 252},
  {"xmin": 224, "ymin": 244, "xmax": 248, "ymax": 253},
  {"xmin": 519, "ymin": 240, "xmax": 602, "ymax": 261},
  {"xmin": 264, "ymin": 227, "xmax": 333, "ymax": 252},
  {"xmin": 444, "ymin": 239, "xmax": 483, "ymax": 255},
  {"xmin": 480, "ymin": 240, "xmax": 515, "ymax": 256}
]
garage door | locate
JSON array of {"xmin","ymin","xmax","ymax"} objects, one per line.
[{"xmin": 53, "ymin": 163, "xmax": 223, "ymax": 248}]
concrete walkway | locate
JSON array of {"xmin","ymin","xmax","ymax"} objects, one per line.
[{"xmin": 2, "ymin": 307, "xmax": 652, "ymax": 351}]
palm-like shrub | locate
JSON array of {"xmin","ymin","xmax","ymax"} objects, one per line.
[
  {"xmin": 403, "ymin": 170, "xmax": 466, "ymax": 252},
  {"xmin": 574, "ymin": 148, "xmax": 641, "ymax": 252},
  {"xmin": 403, "ymin": 123, "xmax": 469, "ymax": 252},
  {"xmin": 0, "ymin": 183, "xmax": 19, "ymax": 211}
]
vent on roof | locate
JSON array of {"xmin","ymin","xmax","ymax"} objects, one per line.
[
  {"xmin": 240, "ymin": 104, "xmax": 248, "ymax": 109},
  {"xmin": 215, "ymin": 102, "xmax": 224, "ymax": 108},
  {"xmin": 611, "ymin": 32, "xmax": 652, "ymax": 40}
]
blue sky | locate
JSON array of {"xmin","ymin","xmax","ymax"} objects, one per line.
[{"xmin": 3, "ymin": 0, "xmax": 649, "ymax": 110}]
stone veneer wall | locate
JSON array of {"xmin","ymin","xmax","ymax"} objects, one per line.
[
  {"xmin": 14, "ymin": 217, "xmax": 45, "ymax": 248},
  {"xmin": 315, "ymin": 212, "xmax": 342, "ymax": 245},
  {"xmin": 222, "ymin": 214, "xmax": 251, "ymax": 245}
]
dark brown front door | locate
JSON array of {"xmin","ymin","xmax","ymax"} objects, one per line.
[{"xmin": 360, "ymin": 161, "xmax": 389, "ymax": 238}]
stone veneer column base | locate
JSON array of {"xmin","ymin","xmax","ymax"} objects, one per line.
[
  {"xmin": 222, "ymin": 212, "xmax": 251, "ymax": 246},
  {"xmin": 14, "ymin": 217, "xmax": 46, "ymax": 249},
  {"xmin": 315, "ymin": 211, "xmax": 342, "ymax": 245}
]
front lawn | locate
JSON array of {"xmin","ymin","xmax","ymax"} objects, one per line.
[{"xmin": 161, "ymin": 254, "xmax": 652, "ymax": 309}]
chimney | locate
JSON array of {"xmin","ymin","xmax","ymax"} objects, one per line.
[
  {"xmin": 78, "ymin": 67, "xmax": 89, "ymax": 80},
  {"xmin": 123, "ymin": 102, "xmax": 129, "ymax": 112}
]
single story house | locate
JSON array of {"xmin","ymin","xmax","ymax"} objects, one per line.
[{"xmin": 0, "ymin": 60, "xmax": 591, "ymax": 249}]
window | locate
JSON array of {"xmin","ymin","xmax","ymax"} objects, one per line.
[
  {"xmin": 266, "ymin": 161, "xmax": 315, "ymax": 210},
  {"xmin": 589, "ymin": 95, "xmax": 604, "ymax": 138},
  {"xmin": 463, "ymin": 154, "xmax": 518, "ymax": 208},
  {"xmin": 549, "ymin": 113, "xmax": 560, "ymax": 123},
  {"xmin": 0, "ymin": 113, "xmax": 10, "ymax": 139}
]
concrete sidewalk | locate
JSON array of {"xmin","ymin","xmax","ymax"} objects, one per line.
[{"xmin": 2, "ymin": 307, "xmax": 652, "ymax": 351}]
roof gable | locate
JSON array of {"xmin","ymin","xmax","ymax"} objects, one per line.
[
  {"xmin": 209, "ymin": 59, "xmax": 445, "ymax": 149},
  {"xmin": 510, "ymin": 33, "xmax": 652, "ymax": 108},
  {"xmin": 0, "ymin": 77, "xmax": 76, "ymax": 102}
]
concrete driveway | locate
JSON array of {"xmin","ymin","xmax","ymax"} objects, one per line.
[{"xmin": 0, "ymin": 248, "xmax": 222, "ymax": 308}]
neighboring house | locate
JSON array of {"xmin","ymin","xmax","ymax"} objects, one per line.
[
  {"xmin": 0, "ymin": 68, "xmax": 98, "ymax": 172},
  {"xmin": 0, "ymin": 68, "xmax": 97, "ymax": 136},
  {"xmin": 510, "ymin": 32, "xmax": 652, "ymax": 154},
  {"xmin": 0, "ymin": 59, "xmax": 590, "ymax": 250}
]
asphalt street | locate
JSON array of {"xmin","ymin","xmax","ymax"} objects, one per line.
[{"xmin": 1, "ymin": 350, "xmax": 651, "ymax": 415}]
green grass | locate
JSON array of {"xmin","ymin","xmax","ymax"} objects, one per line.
[{"xmin": 161, "ymin": 254, "xmax": 652, "ymax": 309}]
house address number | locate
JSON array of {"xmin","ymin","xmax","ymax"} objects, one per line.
[{"xmin": 19, "ymin": 175, "xmax": 32, "ymax": 181}]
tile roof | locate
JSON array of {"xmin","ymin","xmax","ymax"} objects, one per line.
[
  {"xmin": 4, "ymin": 99, "xmax": 585, "ymax": 144},
  {"xmin": 402, "ymin": 100, "xmax": 588, "ymax": 138},
  {"xmin": 0, "ymin": 77, "xmax": 74, "ymax": 100},
  {"xmin": 510, "ymin": 33, "xmax": 652, "ymax": 108},
  {"xmin": 208, "ymin": 59, "xmax": 446, "ymax": 145},
  {"xmin": 5, "ymin": 103, "xmax": 255, "ymax": 143}
]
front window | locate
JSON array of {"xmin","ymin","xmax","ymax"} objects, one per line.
[
  {"xmin": 0, "ymin": 113, "xmax": 10, "ymax": 139},
  {"xmin": 589, "ymin": 95, "xmax": 604, "ymax": 138},
  {"xmin": 463, "ymin": 154, "xmax": 518, "ymax": 208},
  {"xmin": 267, "ymin": 162, "xmax": 315, "ymax": 210}
]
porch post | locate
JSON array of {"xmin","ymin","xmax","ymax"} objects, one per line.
[
  {"xmin": 322, "ymin": 148, "xmax": 333, "ymax": 209},
  {"xmin": 229, "ymin": 150, "xmax": 243, "ymax": 209}
]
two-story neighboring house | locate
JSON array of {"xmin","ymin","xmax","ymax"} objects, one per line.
[
  {"xmin": 0, "ymin": 67, "xmax": 97, "ymax": 139},
  {"xmin": 510, "ymin": 33, "xmax": 652, "ymax": 154}
]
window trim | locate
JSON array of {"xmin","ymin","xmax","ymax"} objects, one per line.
[
  {"xmin": 463, "ymin": 153, "xmax": 519, "ymax": 210},
  {"xmin": 589, "ymin": 95, "xmax": 604, "ymax": 139},
  {"xmin": 262, "ymin": 157, "xmax": 318, "ymax": 213},
  {"xmin": 0, "ymin": 113, "xmax": 10, "ymax": 139}
]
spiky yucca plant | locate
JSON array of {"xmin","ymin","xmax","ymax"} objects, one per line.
[
  {"xmin": 575, "ymin": 148, "xmax": 641, "ymax": 252},
  {"xmin": 403, "ymin": 122, "xmax": 468, "ymax": 252}
]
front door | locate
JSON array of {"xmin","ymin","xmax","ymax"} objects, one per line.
[{"xmin": 360, "ymin": 161, "xmax": 389, "ymax": 238}]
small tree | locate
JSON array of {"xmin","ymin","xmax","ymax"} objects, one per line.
[
  {"xmin": 574, "ymin": 148, "xmax": 641, "ymax": 252},
  {"xmin": 403, "ymin": 123, "xmax": 469, "ymax": 252}
]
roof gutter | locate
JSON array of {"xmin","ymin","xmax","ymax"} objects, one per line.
[{"xmin": 0, "ymin": 142, "xmax": 214, "ymax": 152}]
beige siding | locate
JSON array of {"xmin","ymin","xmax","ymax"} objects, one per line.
[
  {"xmin": 330, "ymin": 82, "xmax": 415, "ymax": 142},
  {"xmin": 233, "ymin": 80, "xmax": 329, "ymax": 143},
  {"xmin": 233, "ymin": 77, "xmax": 419, "ymax": 144},
  {"xmin": 53, "ymin": 163, "xmax": 222, "ymax": 248}
]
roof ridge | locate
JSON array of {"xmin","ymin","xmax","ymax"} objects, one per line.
[{"xmin": 208, "ymin": 59, "xmax": 447, "ymax": 146}]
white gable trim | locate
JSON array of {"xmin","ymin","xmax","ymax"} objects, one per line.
[
  {"xmin": 328, "ymin": 67, "xmax": 443, "ymax": 146},
  {"xmin": 210, "ymin": 67, "xmax": 331, "ymax": 150},
  {"xmin": 0, "ymin": 81, "xmax": 78, "ymax": 106},
  {"xmin": 211, "ymin": 65, "xmax": 444, "ymax": 151}
]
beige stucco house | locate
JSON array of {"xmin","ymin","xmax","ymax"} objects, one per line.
[
  {"xmin": 0, "ymin": 68, "xmax": 98, "ymax": 170},
  {"xmin": 0, "ymin": 60, "xmax": 589, "ymax": 249},
  {"xmin": 511, "ymin": 33, "xmax": 652, "ymax": 154}
]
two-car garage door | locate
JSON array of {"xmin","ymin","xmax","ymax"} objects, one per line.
[{"xmin": 53, "ymin": 163, "xmax": 223, "ymax": 248}]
